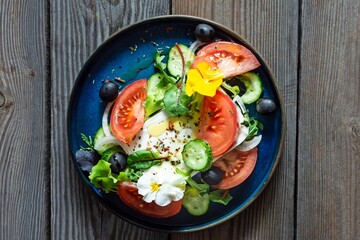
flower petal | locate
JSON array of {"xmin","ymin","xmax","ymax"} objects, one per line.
[
  {"xmin": 155, "ymin": 184, "xmax": 183, "ymax": 206},
  {"xmin": 185, "ymin": 62, "xmax": 224, "ymax": 97},
  {"xmin": 186, "ymin": 68, "xmax": 202, "ymax": 96},
  {"xmin": 143, "ymin": 191, "xmax": 157, "ymax": 203}
]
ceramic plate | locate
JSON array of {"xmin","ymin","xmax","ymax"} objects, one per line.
[{"xmin": 68, "ymin": 15, "xmax": 284, "ymax": 232}]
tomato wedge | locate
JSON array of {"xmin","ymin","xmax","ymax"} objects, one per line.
[
  {"xmin": 213, "ymin": 147, "xmax": 258, "ymax": 189},
  {"xmin": 117, "ymin": 182, "xmax": 182, "ymax": 218},
  {"xmin": 192, "ymin": 41, "xmax": 260, "ymax": 78},
  {"xmin": 197, "ymin": 90, "xmax": 238, "ymax": 156},
  {"xmin": 110, "ymin": 80, "xmax": 147, "ymax": 144}
]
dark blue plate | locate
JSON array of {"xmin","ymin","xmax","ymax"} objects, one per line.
[{"xmin": 68, "ymin": 15, "xmax": 284, "ymax": 232}]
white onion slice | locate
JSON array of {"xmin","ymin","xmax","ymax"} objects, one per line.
[
  {"xmin": 143, "ymin": 109, "xmax": 170, "ymax": 129},
  {"xmin": 233, "ymin": 95, "xmax": 247, "ymax": 115},
  {"xmin": 189, "ymin": 40, "xmax": 206, "ymax": 54},
  {"xmin": 237, "ymin": 135, "xmax": 262, "ymax": 152},
  {"xmin": 94, "ymin": 135, "xmax": 132, "ymax": 155},
  {"xmin": 102, "ymin": 102, "xmax": 114, "ymax": 136}
]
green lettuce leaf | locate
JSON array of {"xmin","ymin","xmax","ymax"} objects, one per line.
[{"xmin": 89, "ymin": 160, "xmax": 118, "ymax": 193}]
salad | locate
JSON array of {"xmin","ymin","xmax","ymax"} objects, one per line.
[{"xmin": 75, "ymin": 23, "xmax": 277, "ymax": 218}]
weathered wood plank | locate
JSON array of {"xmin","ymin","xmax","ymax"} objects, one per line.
[
  {"xmin": 297, "ymin": 0, "xmax": 360, "ymax": 239},
  {"xmin": 171, "ymin": 0, "xmax": 298, "ymax": 239},
  {"xmin": 50, "ymin": 0, "xmax": 169, "ymax": 239},
  {"xmin": 0, "ymin": 0, "xmax": 49, "ymax": 239}
]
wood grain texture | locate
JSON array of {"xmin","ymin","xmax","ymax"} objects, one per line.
[
  {"xmin": 171, "ymin": 0, "xmax": 298, "ymax": 239},
  {"xmin": 50, "ymin": 0, "xmax": 169, "ymax": 239},
  {"xmin": 297, "ymin": 0, "xmax": 360, "ymax": 239},
  {"xmin": 0, "ymin": 0, "xmax": 49, "ymax": 239}
]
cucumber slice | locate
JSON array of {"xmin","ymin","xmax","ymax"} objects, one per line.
[
  {"xmin": 182, "ymin": 186, "xmax": 210, "ymax": 216},
  {"xmin": 94, "ymin": 127, "xmax": 106, "ymax": 143},
  {"xmin": 239, "ymin": 72, "xmax": 263, "ymax": 104},
  {"xmin": 182, "ymin": 139, "xmax": 212, "ymax": 171},
  {"xmin": 167, "ymin": 44, "xmax": 195, "ymax": 78},
  {"xmin": 100, "ymin": 146, "xmax": 124, "ymax": 162},
  {"xmin": 93, "ymin": 127, "xmax": 117, "ymax": 154},
  {"xmin": 144, "ymin": 73, "xmax": 172, "ymax": 118}
]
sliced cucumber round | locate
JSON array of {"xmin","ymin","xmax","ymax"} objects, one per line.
[
  {"xmin": 182, "ymin": 139, "xmax": 212, "ymax": 171},
  {"xmin": 239, "ymin": 72, "xmax": 263, "ymax": 104},
  {"xmin": 167, "ymin": 44, "xmax": 195, "ymax": 78},
  {"xmin": 93, "ymin": 127, "xmax": 118, "ymax": 154},
  {"xmin": 182, "ymin": 186, "xmax": 210, "ymax": 216},
  {"xmin": 144, "ymin": 73, "xmax": 172, "ymax": 117}
]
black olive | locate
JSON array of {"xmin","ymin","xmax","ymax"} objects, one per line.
[
  {"xmin": 191, "ymin": 172, "xmax": 203, "ymax": 183},
  {"xmin": 75, "ymin": 149, "xmax": 100, "ymax": 172},
  {"xmin": 256, "ymin": 98, "xmax": 276, "ymax": 115},
  {"xmin": 108, "ymin": 152, "xmax": 127, "ymax": 173},
  {"xmin": 194, "ymin": 24, "xmax": 215, "ymax": 42},
  {"xmin": 201, "ymin": 166, "xmax": 224, "ymax": 185},
  {"xmin": 99, "ymin": 81, "xmax": 119, "ymax": 102}
]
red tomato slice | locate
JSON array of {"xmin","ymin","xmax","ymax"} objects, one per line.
[
  {"xmin": 110, "ymin": 79, "xmax": 147, "ymax": 144},
  {"xmin": 192, "ymin": 41, "xmax": 260, "ymax": 78},
  {"xmin": 213, "ymin": 147, "xmax": 258, "ymax": 189},
  {"xmin": 117, "ymin": 182, "xmax": 182, "ymax": 218},
  {"xmin": 197, "ymin": 90, "xmax": 238, "ymax": 156}
]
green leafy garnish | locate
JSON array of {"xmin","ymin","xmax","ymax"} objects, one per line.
[
  {"xmin": 244, "ymin": 117, "xmax": 264, "ymax": 140},
  {"xmin": 185, "ymin": 177, "xmax": 233, "ymax": 206},
  {"xmin": 118, "ymin": 168, "xmax": 142, "ymax": 182},
  {"xmin": 163, "ymin": 84, "xmax": 191, "ymax": 117},
  {"xmin": 186, "ymin": 92, "xmax": 203, "ymax": 118},
  {"xmin": 80, "ymin": 133, "xmax": 94, "ymax": 150},
  {"xmin": 209, "ymin": 190, "xmax": 233, "ymax": 205},
  {"xmin": 175, "ymin": 168, "xmax": 193, "ymax": 177},
  {"xmin": 221, "ymin": 81, "xmax": 240, "ymax": 98},
  {"xmin": 185, "ymin": 176, "xmax": 209, "ymax": 193},
  {"xmin": 127, "ymin": 149, "xmax": 167, "ymax": 170},
  {"xmin": 154, "ymin": 51, "xmax": 177, "ymax": 84},
  {"xmin": 89, "ymin": 160, "xmax": 118, "ymax": 193}
]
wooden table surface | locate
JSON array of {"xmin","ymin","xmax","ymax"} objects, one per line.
[{"xmin": 1, "ymin": 0, "xmax": 359, "ymax": 239}]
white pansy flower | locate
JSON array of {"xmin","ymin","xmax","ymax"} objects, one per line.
[{"xmin": 137, "ymin": 161, "xmax": 186, "ymax": 206}]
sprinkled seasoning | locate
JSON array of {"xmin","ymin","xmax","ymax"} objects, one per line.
[
  {"xmin": 151, "ymin": 41, "xmax": 158, "ymax": 47},
  {"xmin": 129, "ymin": 44, "xmax": 138, "ymax": 52},
  {"xmin": 114, "ymin": 77, "xmax": 125, "ymax": 83},
  {"xmin": 169, "ymin": 121, "xmax": 174, "ymax": 131}
]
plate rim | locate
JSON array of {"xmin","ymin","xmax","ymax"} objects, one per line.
[{"xmin": 67, "ymin": 14, "xmax": 286, "ymax": 233}]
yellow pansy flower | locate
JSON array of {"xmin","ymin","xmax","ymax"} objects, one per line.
[{"xmin": 185, "ymin": 62, "xmax": 224, "ymax": 97}]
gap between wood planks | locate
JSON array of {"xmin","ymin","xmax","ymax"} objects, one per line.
[
  {"xmin": 45, "ymin": 0, "xmax": 52, "ymax": 239},
  {"xmin": 295, "ymin": 0, "xmax": 303, "ymax": 239}
]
